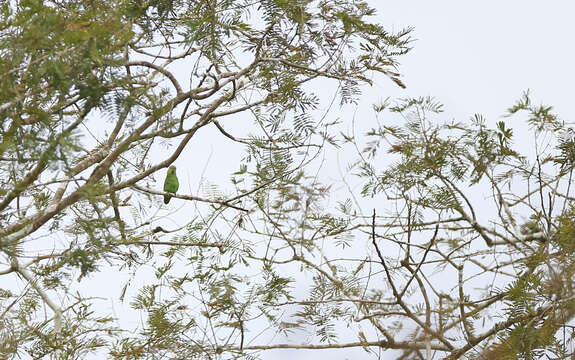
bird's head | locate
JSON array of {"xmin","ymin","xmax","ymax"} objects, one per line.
[{"xmin": 168, "ymin": 165, "xmax": 176, "ymax": 174}]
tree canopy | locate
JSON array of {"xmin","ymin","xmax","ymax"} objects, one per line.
[{"xmin": 1, "ymin": 1, "xmax": 574, "ymax": 359}]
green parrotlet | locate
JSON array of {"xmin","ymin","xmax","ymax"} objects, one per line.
[{"xmin": 163, "ymin": 165, "xmax": 179, "ymax": 204}]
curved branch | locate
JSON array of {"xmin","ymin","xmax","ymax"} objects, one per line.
[{"xmin": 126, "ymin": 60, "xmax": 183, "ymax": 95}]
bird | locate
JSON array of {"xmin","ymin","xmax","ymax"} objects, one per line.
[{"xmin": 163, "ymin": 165, "xmax": 179, "ymax": 204}]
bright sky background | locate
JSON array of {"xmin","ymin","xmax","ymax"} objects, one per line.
[
  {"xmin": 10, "ymin": 2, "xmax": 573, "ymax": 359},
  {"xmin": 377, "ymin": 1, "xmax": 575, "ymax": 124}
]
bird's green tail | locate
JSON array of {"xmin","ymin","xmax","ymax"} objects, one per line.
[{"xmin": 164, "ymin": 195, "xmax": 171, "ymax": 204}]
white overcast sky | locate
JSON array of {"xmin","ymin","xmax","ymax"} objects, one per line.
[{"xmin": 374, "ymin": 1, "xmax": 575, "ymax": 123}]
